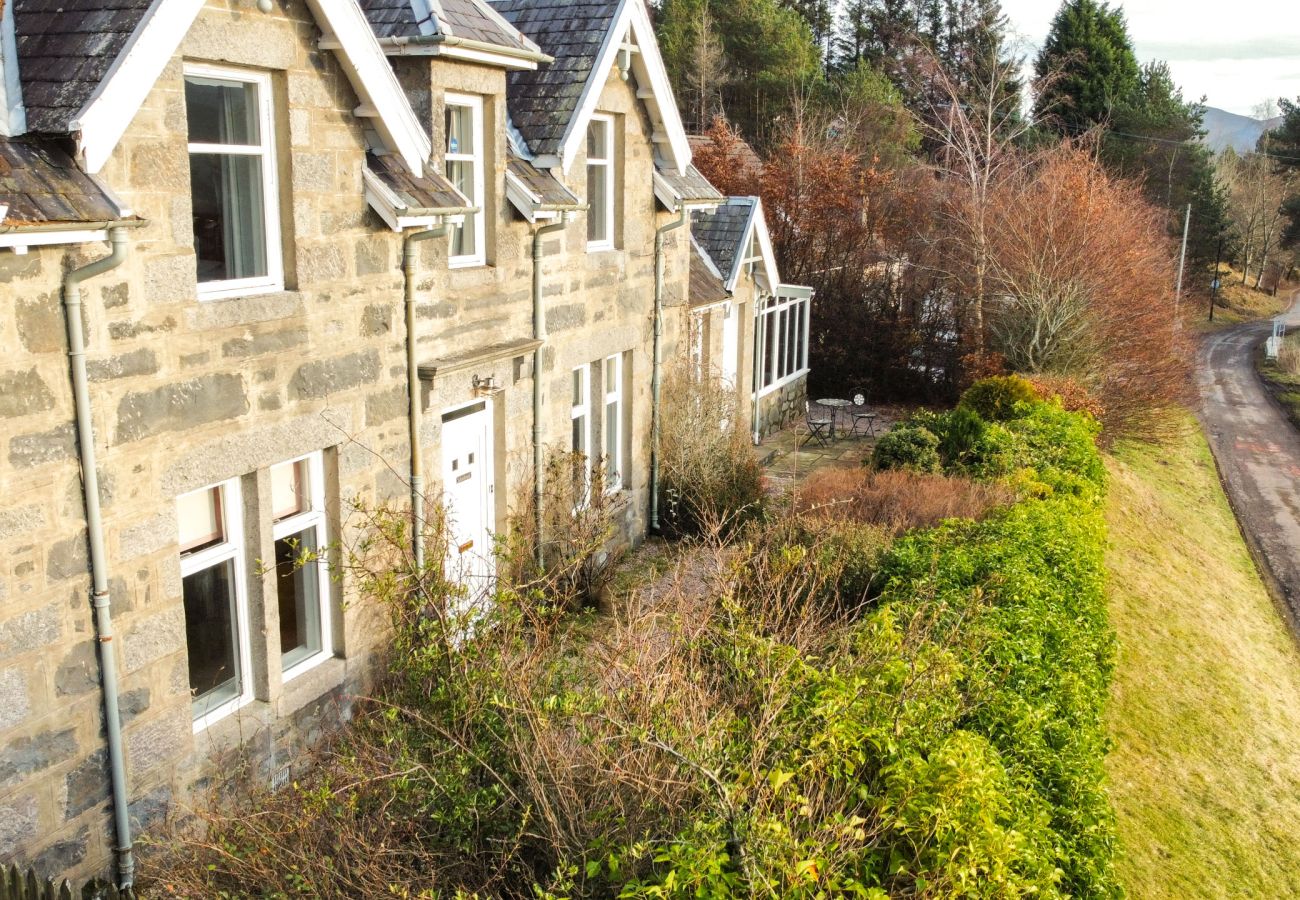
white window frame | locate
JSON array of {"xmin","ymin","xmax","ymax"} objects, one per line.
[
  {"xmin": 689, "ymin": 312, "xmax": 706, "ymax": 382},
  {"xmin": 602, "ymin": 353, "xmax": 624, "ymax": 492},
  {"xmin": 270, "ymin": 452, "xmax": 333, "ymax": 682},
  {"xmin": 445, "ymin": 92, "xmax": 486, "ymax": 268},
  {"xmin": 756, "ymin": 293, "xmax": 810, "ymax": 397},
  {"xmin": 586, "ymin": 114, "xmax": 615, "ymax": 251},
  {"xmin": 570, "ymin": 363, "xmax": 592, "ymax": 488},
  {"xmin": 184, "ymin": 63, "xmax": 284, "ymax": 302},
  {"xmin": 178, "ymin": 477, "xmax": 254, "ymax": 733}
]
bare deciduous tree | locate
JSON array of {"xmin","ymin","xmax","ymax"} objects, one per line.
[
  {"xmin": 985, "ymin": 144, "xmax": 1193, "ymax": 436},
  {"xmin": 911, "ymin": 47, "xmax": 1043, "ymax": 357}
]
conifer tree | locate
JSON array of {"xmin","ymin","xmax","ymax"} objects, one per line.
[
  {"xmin": 1033, "ymin": 0, "xmax": 1139, "ymax": 134},
  {"xmin": 1263, "ymin": 98, "xmax": 1300, "ymax": 252},
  {"xmin": 653, "ymin": 0, "xmax": 821, "ymax": 146}
]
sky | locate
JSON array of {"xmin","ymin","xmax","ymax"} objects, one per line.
[{"xmin": 998, "ymin": 0, "xmax": 1300, "ymax": 118}]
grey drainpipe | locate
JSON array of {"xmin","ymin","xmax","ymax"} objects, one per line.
[
  {"xmin": 649, "ymin": 206, "xmax": 690, "ymax": 533},
  {"xmin": 531, "ymin": 217, "xmax": 569, "ymax": 569},
  {"xmin": 403, "ymin": 223, "xmax": 449, "ymax": 572},
  {"xmin": 63, "ymin": 226, "xmax": 134, "ymax": 890}
]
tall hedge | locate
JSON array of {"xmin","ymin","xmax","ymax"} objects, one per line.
[{"xmin": 616, "ymin": 393, "xmax": 1119, "ymax": 897}]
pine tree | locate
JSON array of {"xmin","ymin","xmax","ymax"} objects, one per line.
[
  {"xmin": 1107, "ymin": 63, "xmax": 1233, "ymax": 272},
  {"xmin": 1033, "ymin": 0, "xmax": 1139, "ymax": 134},
  {"xmin": 654, "ymin": 0, "xmax": 822, "ymax": 145},
  {"xmin": 1263, "ymin": 97, "xmax": 1300, "ymax": 253},
  {"xmin": 779, "ymin": 0, "xmax": 835, "ymax": 60}
]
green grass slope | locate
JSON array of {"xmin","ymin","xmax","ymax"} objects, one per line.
[{"xmin": 1104, "ymin": 422, "xmax": 1300, "ymax": 898}]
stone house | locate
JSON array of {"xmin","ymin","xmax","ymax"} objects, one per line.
[{"xmin": 0, "ymin": 0, "xmax": 810, "ymax": 885}]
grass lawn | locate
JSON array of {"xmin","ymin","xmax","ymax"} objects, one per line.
[{"xmin": 1104, "ymin": 421, "xmax": 1300, "ymax": 898}]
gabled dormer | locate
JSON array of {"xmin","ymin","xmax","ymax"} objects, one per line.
[
  {"xmin": 492, "ymin": 0, "xmax": 689, "ymax": 177},
  {"xmin": 10, "ymin": 0, "xmax": 430, "ymax": 178},
  {"xmin": 363, "ymin": 0, "xmax": 550, "ymax": 69}
]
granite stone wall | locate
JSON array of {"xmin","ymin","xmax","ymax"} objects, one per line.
[{"xmin": 0, "ymin": 0, "xmax": 691, "ymax": 882}]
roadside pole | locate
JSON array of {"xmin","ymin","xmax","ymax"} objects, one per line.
[
  {"xmin": 1174, "ymin": 203, "xmax": 1191, "ymax": 326},
  {"xmin": 1210, "ymin": 234, "xmax": 1223, "ymax": 322}
]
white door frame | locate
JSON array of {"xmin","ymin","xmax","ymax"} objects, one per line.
[
  {"xmin": 722, "ymin": 300, "xmax": 739, "ymax": 388},
  {"xmin": 440, "ymin": 398, "xmax": 495, "ymax": 603}
]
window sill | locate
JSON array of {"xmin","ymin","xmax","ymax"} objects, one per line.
[
  {"xmin": 756, "ymin": 367, "xmax": 809, "ymax": 399},
  {"xmin": 281, "ymin": 647, "xmax": 334, "ymax": 686},
  {"xmin": 192, "ymin": 694, "xmax": 268, "ymax": 741},
  {"xmin": 448, "ymin": 256, "xmax": 487, "ymax": 270},
  {"xmin": 185, "ymin": 290, "xmax": 306, "ymax": 329},
  {"xmin": 279, "ymin": 655, "xmax": 347, "ymax": 718},
  {"xmin": 197, "ymin": 280, "xmax": 286, "ymax": 303}
]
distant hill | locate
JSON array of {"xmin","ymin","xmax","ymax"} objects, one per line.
[{"xmin": 1201, "ymin": 107, "xmax": 1284, "ymax": 154}]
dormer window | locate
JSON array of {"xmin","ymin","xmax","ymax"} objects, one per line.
[
  {"xmin": 586, "ymin": 114, "xmax": 614, "ymax": 250},
  {"xmin": 446, "ymin": 94, "xmax": 486, "ymax": 267},
  {"xmin": 185, "ymin": 65, "xmax": 283, "ymax": 300}
]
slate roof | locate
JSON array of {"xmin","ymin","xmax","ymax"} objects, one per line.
[
  {"xmin": 11, "ymin": 0, "xmax": 154, "ymax": 134},
  {"xmin": 656, "ymin": 162, "xmax": 722, "ymax": 204},
  {"xmin": 441, "ymin": 0, "xmax": 535, "ymax": 51},
  {"xmin": 491, "ymin": 0, "xmax": 620, "ymax": 156},
  {"xmin": 0, "ymin": 135, "xmax": 124, "ymax": 226},
  {"xmin": 361, "ymin": 0, "xmax": 536, "ymax": 53},
  {"xmin": 688, "ymin": 238, "xmax": 729, "ymax": 308},
  {"xmin": 507, "ymin": 153, "xmax": 580, "ymax": 207},
  {"xmin": 367, "ymin": 150, "xmax": 469, "ymax": 211},
  {"xmin": 691, "ymin": 197, "xmax": 756, "ymax": 286},
  {"xmin": 359, "ymin": 0, "xmax": 420, "ymax": 38}
]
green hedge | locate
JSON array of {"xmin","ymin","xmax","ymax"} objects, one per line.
[
  {"xmin": 614, "ymin": 388, "xmax": 1118, "ymax": 897},
  {"xmin": 162, "ymin": 387, "xmax": 1119, "ymax": 899}
]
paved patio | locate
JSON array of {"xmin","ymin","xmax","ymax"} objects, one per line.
[{"xmin": 755, "ymin": 404, "xmax": 905, "ymax": 496}]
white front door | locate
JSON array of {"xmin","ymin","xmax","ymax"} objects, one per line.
[
  {"xmin": 441, "ymin": 400, "xmax": 495, "ymax": 603},
  {"xmin": 722, "ymin": 301, "xmax": 739, "ymax": 387}
]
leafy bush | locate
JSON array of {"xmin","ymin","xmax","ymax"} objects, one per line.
[
  {"xmin": 147, "ymin": 393, "xmax": 1117, "ymax": 899},
  {"xmin": 741, "ymin": 514, "xmax": 893, "ymax": 615},
  {"xmin": 658, "ymin": 370, "xmax": 765, "ymax": 537},
  {"xmin": 958, "ymin": 374, "xmax": 1040, "ymax": 421},
  {"xmin": 872, "ymin": 423, "xmax": 941, "ymax": 473},
  {"xmin": 935, "ymin": 403, "xmax": 982, "ymax": 468},
  {"xmin": 877, "ymin": 489, "xmax": 1116, "ymax": 896}
]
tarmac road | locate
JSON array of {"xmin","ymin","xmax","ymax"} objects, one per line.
[{"xmin": 1198, "ymin": 293, "xmax": 1300, "ymax": 633}]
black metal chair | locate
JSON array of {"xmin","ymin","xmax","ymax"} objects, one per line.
[
  {"xmin": 801, "ymin": 400, "xmax": 834, "ymax": 447},
  {"xmin": 848, "ymin": 389, "xmax": 878, "ymax": 438}
]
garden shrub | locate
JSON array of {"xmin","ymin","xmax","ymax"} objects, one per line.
[
  {"xmin": 958, "ymin": 374, "xmax": 1040, "ymax": 421},
  {"xmin": 658, "ymin": 370, "xmax": 765, "ymax": 537},
  {"xmin": 872, "ymin": 423, "xmax": 941, "ymax": 473},
  {"xmin": 875, "ymin": 489, "xmax": 1116, "ymax": 896},
  {"xmin": 741, "ymin": 514, "xmax": 893, "ymax": 615},
  {"xmin": 796, "ymin": 466, "xmax": 1012, "ymax": 534},
  {"xmin": 147, "ymin": 393, "xmax": 1118, "ymax": 900}
]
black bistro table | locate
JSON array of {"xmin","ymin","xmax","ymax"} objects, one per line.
[{"xmin": 815, "ymin": 398, "xmax": 853, "ymax": 438}]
